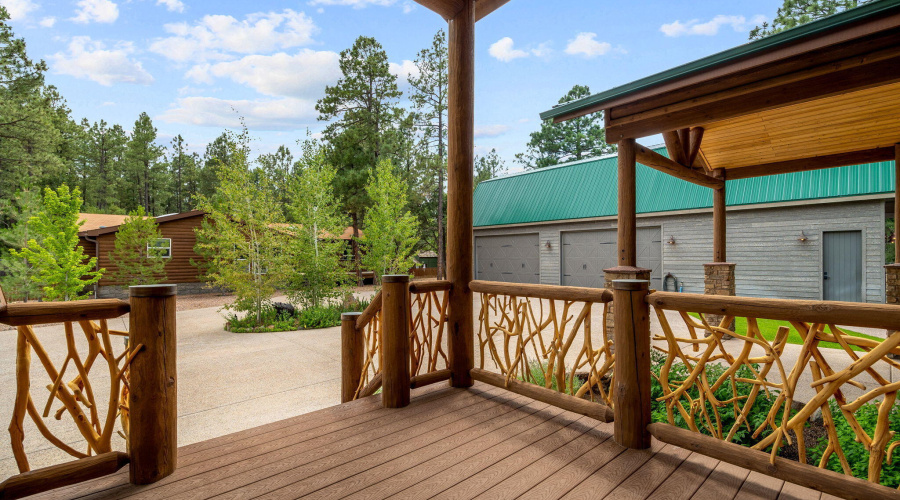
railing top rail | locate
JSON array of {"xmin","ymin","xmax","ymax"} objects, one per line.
[
  {"xmin": 647, "ymin": 291, "xmax": 900, "ymax": 330},
  {"xmin": 356, "ymin": 290, "xmax": 382, "ymax": 330},
  {"xmin": 0, "ymin": 299, "xmax": 131, "ymax": 327},
  {"xmin": 470, "ymin": 280, "xmax": 613, "ymax": 303},
  {"xmin": 409, "ymin": 280, "xmax": 451, "ymax": 294}
]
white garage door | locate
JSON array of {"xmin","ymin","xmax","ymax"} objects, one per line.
[
  {"xmin": 475, "ymin": 234, "xmax": 540, "ymax": 284},
  {"xmin": 561, "ymin": 227, "xmax": 662, "ymax": 289}
]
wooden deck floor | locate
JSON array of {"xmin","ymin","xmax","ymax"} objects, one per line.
[{"xmin": 38, "ymin": 382, "xmax": 833, "ymax": 500}]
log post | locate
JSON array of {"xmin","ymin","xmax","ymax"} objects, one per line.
[
  {"xmin": 706, "ymin": 168, "xmax": 735, "ymax": 335},
  {"xmin": 381, "ymin": 275, "xmax": 411, "ymax": 408},
  {"xmin": 128, "ymin": 284, "xmax": 177, "ymax": 485},
  {"xmin": 341, "ymin": 312, "xmax": 363, "ymax": 403},
  {"xmin": 712, "ymin": 168, "xmax": 726, "ymax": 263},
  {"xmin": 612, "ymin": 279, "xmax": 651, "ymax": 449},
  {"xmin": 617, "ymin": 138, "xmax": 637, "ymax": 267},
  {"xmin": 446, "ymin": 0, "xmax": 475, "ymax": 388}
]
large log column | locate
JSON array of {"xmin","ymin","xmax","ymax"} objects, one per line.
[
  {"xmin": 605, "ymin": 138, "xmax": 650, "ymax": 352},
  {"xmin": 886, "ymin": 144, "xmax": 900, "ymax": 345},
  {"xmin": 446, "ymin": 0, "xmax": 475, "ymax": 388},
  {"xmin": 705, "ymin": 168, "xmax": 735, "ymax": 336}
]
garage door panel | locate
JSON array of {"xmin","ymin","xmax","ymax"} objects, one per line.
[
  {"xmin": 562, "ymin": 227, "xmax": 661, "ymax": 289},
  {"xmin": 475, "ymin": 234, "xmax": 540, "ymax": 284}
]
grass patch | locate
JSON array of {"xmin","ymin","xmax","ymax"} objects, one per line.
[{"xmin": 687, "ymin": 313, "xmax": 883, "ymax": 351}]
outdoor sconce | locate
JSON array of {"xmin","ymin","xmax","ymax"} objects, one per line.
[
  {"xmin": 545, "ymin": 240, "xmax": 552, "ymax": 249},
  {"xmin": 667, "ymin": 236, "xmax": 676, "ymax": 245},
  {"xmin": 798, "ymin": 231, "xmax": 808, "ymax": 243}
]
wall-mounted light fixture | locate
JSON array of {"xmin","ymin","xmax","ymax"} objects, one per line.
[
  {"xmin": 798, "ymin": 231, "xmax": 808, "ymax": 243},
  {"xmin": 545, "ymin": 240, "xmax": 552, "ymax": 249},
  {"xmin": 667, "ymin": 236, "xmax": 676, "ymax": 245}
]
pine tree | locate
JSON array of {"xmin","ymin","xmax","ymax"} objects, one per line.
[
  {"xmin": 516, "ymin": 85, "xmax": 614, "ymax": 170},
  {"xmin": 0, "ymin": 189, "xmax": 42, "ymax": 301},
  {"xmin": 258, "ymin": 145, "xmax": 294, "ymax": 218},
  {"xmin": 474, "ymin": 149, "xmax": 507, "ymax": 188},
  {"xmin": 750, "ymin": 0, "xmax": 866, "ymax": 40},
  {"xmin": 125, "ymin": 112, "xmax": 167, "ymax": 214},
  {"xmin": 80, "ymin": 119, "xmax": 127, "ymax": 212},
  {"xmin": 11, "ymin": 185, "xmax": 103, "ymax": 301},
  {"xmin": 108, "ymin": 206, "xmax": 168, "ymax": 286},
  {"xmin": 361, "ymin": 159, "xmax": 419, "ymax": 284},
  {"xmin": 169, "ymin": 135, "xmax": 199, "ymax": 213}
]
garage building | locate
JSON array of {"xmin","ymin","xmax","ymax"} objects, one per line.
[{"xmin": 473, "ymin": 146, "xmax": 894, "ymax": 302}]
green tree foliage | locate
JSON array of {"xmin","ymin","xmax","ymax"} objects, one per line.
[
  {"xmin": 516, "ymin": 85, "xmax": 614, "ymax": 170},
  {"xmin": 11, "ymin": 185, "xmax": 103, "ymax": 301},
  {"xmin": 474, "ymin": 149, "xmax": 507, "ymax": 188},
  {"xmin": 257, "ymin": 145, "xmax": 294, "ymax": 218},
  {"xmin": 750, "ymin": 0, "xmax": 866, "ymax": 40},
  {"xmin": 108, "ymin": 206, "xmax": 168, "ymax": 286},
  {"xmin": 287, "ymin": 136, "xmax": 349, "ymax": 309},
  {"xmin": 361, "ymin": 159, "xmax": 419, "ymax": 283},
  {"xmin": 0, "ymin": 189, "xmax": 42, "ymax": 301},
  {"xmin": 125, "ymin": 112, "xmax": 167, "ymax": 214},
  {"xmin": 409, "ymin": 30, "xmax": 449, "ymax": 279},
  {"xmin": 169, "ymin": 135, "xmax": 199, "ymax": 213},
  {"xmin": 79, "ymin": 119, "xmax": 127, "ymax": 212},
  {"xmin": 193, "ymin": 129, "xmax": 288, "ymax": 325}
]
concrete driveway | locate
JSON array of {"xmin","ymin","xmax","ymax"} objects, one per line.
[{"xmin": 0, "ymin": 299, "xmax": 355, "ymax": 478}]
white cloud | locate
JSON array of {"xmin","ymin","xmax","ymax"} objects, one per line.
[
  {"xmin": 39, "ymin": 16, "xmax": 56, "ymax": 27},
  {"xmin": 50, "ymin": 37, "xmax": 153, "ymax": 85},
  {"xmin": 389, "ymin": 59, "xmax": 419, "ymax": 83},
  {"xmin": 1, "ymin": 0, "xmax": 38, "ymax": 20},
  {"xmin": 489, "ymin": 37, "xmax": 528, "ymax": 62},
  {"xmin": 307, "ymin": 0, "xmax": 395, "ymax": 8},
  {"xmin": 156, "ymin": 0, "xmax": 183, "ymax": 13},
  {"xmin": 158, "ymin": 96, "xmax": 318, "ymax": 130},
  {"xmin": 564, "ymin": 32, "xmax": 611, "ymax": 58},
  {"xmin": 475, "ymin": 124, "xmax": 510, "ymax": 138},
  {"xmin": 531, "ymin": 42, "xmax": 552, "ymax": 58},
  {"xmin": 71, "ymin": 0, "xmax": 118, "ymax": 24},
  {"xmin": 150, "ymin": 9, "xmax": 317, "ymax": 62},
  {"xmin": 660, "ymin": 15, "xmax": 766, "ymax": 37},
  {"xmin": 187, "ymin": 49, "xmax": 340, "ymax": 98}
]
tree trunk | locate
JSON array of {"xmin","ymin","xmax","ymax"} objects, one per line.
[
  {"xmin": 351, "ymin": 212, "xmax": 362, "ymax": 286},
  {"xmin": 437, "ymin": 114, "xmax": 445, "ymax": 280}
]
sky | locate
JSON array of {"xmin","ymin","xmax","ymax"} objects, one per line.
[{"xmin": 3, "ymin": 0, "xmax": 783, "ymax": 173}]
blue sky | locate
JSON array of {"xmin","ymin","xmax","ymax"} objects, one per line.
[{"xmin": 4, "ymin": 0, "xmax": 782, "ymax": 172}]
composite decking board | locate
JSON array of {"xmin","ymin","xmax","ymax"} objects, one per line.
[
  {"xmin": 255, "ymin": 397, "xmax": 568, "ymax": 500},
  {"xmin": 472, "ymin": 421, "xmax": 615, "ymax": 500},
  {"xmin": 558, "ymin": 440, "xmax": 666, "ymax": 500},
  {"xmin": 386, "ymin": 407, "xmax": 582, "ymax": 499},
  {"xmin": 307, "ymin": 396, "xmax": 549, "ymax": 499},
  {"xmin": 77, "ymin": 385, "xmax": 508, "ymax": 500},
  {"xmin": 435, "ymin": 418, "xmax": 607, "ymax": 500},
  {"xmin": 778, "ymin": 481, "xmax": 822, "ymax": 500},
  {"xmin": 133, "ymin": 386, "xmax": 517, "ymax": 500},
  {"xmin": 645, "ymin": 451, "xmax": 720, "ymax": 500},
  {"xmin": 517, "ymin": 434, "xmax": 628, "ymax": 500},
  {"xmin": 602, "ymin": 444, "xmax": 692, "ymax": 500},
  {"xmin": 691, "ymin": 461, "xmax": 751, "ymax": 500},
  {"xmin": 334, "ymin": 399, "xmax": 558, "ymax": 500},
  {"xmin": 734, "ymin": 471, "xmax": 785, "ymax": 500}
]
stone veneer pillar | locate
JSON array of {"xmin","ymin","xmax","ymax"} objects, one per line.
[
  {"xmin": 604, "ymin": 266, "xmax": 651, "ymax": 353},
  {"xmin": 885, "ymin": 265, "xmax": 900, "ymax": 349},
  {"xmin": 704, "ymin": 263, "xmax": 736, "ymax": 336}
]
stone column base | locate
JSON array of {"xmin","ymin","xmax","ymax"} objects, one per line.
[
  {"xmin": 604, "ymin": 266, "xmax": 651, "ymax": 353},
  {"xmin": 704, "ymin": 263, "xmax": 736, "ymax": 337},
  {"xmin": 885, "ymin": 264, "xmax": 900, "ymax": 358}
]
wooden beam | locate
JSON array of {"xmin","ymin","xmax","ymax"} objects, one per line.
[
  {"xmin": 471, "ymin": 368, "xmax": 614, "ymax": 422},
  {"xmin": 412, "ymin": 0, "xmax": 463, "ymax": 19},
  {"xmin": 688, "ymin": 127, "xmax": 705, "ymax": 167},
  {"xmin": 635, "ymin": 143, "xmax": 724, "ymax": 189},
  {"xmin": 470, "ymin": 280, "xmax": 613, "ymax": 303},
  {"xmin": 474, "ymin": 0, "xmax": 510, "ymax": 21},
  {"xmin": 895, "ymin": 144, "xmax": 899, "ymax": 264},
  {"xmin": 678, "ymin": 128, "xmax": 691, "ymax": 162},
  {"xmin": 446, "ymin": 0, "xmax": 475, "ymax": 388},
  {"xmin": 618, "ymin": 139, "xmax": 637, "ymax": 267},
  {"xmin": 712, "ymin": 169, "xmax": 726, "ymax": 262},
  {"xmin": 0, "ymin": 452, "xmax": 129, "ymax": 500},
  {"xmin": 0, "ymin": 300, "xmax": 130, "ymax": 327},
  {"xmin": 648, "ymin": 423, "xmax": 899, "ymax": 500},
  {"xmin": 410, "ymin": 369, "xmax": 452, "ymax": 389},
  {"xmin": 662, "ymin": 131, "xmax": 686, "ymax": 165},
  {"xmin": 726, "ymin": 147, "xmax": 895, "ymax": 179}
]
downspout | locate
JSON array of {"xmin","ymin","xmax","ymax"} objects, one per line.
[{"xmin": 85, "ymin": 234, "xmax": 100, "ymax": 298}]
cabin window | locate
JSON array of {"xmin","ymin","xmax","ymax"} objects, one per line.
[{"xmin": 148, "ymin": 238, "xmax": 172, "ymax": 259}]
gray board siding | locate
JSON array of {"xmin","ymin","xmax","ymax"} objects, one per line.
[{"xmin": 473, "ymin": 200, "xmax": 886, "ymax": 303}]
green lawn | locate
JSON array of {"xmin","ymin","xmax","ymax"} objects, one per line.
[{"xmin": 687, "ymin": 313, "xmax": 884, "ymax": 351}]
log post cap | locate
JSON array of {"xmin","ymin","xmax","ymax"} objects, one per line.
[
  {"xmin": 341, "ymin": 312, "xmax": 362, "ymax": 321},
  {"xmin": 612, "ymin": 279, "xmax": 650, "ymax": 291},
  {"xmin": 129, "ymin": 284, "xmax": 177, "ymax": 297},
  {"xmin": 382, "ymin": 275, "xmax": 410, "ymax": 283},
  {"xmin": 885, "ymin": 263, "xmax": 900, "ymax": 270}
]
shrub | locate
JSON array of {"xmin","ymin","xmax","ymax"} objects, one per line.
[{"xmin": 225, "ymin": 297, "xmax": 370, "ymax": 333}]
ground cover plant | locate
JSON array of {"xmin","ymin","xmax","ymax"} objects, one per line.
[
  {"xmin": 224, "ymin": 297, "xmax": 371, "ymax": 333},
  {"xmin": 689, "ymin": 313, "xmax": 883, "ymax": 350}
]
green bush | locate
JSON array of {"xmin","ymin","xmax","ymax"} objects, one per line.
[
  {"xmin": 225, "ymin": 297, "xmax": 370, "ymax": 333},
  {"xmin": 519, "ymin": 360, "xmax": 583, "ymax": 395}
]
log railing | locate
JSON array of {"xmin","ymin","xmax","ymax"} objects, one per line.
[
  {"xmin": 341, "ymin": 278, "xmax": 451, "ymax": 405},
  {"xmin": 469, "ymin": 280, "xmax": 615, "ymax": 422},
  {"xmin": 641, "ymin": 289, "xmax": 900, "ymax": 498},
  {"xmin": 0, "ymin": 285, "xmax": 177, "ymax": 499}
]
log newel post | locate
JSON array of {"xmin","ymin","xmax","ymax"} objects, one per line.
[
  {"xmin": 382, "ymin": 275, "xmax": 411, "ymax": 408},
  {"xmin": 617, "ymin": 138, "xmax": 637, "ymax": 267},
  {"xmin": 446, "ymin": 0, "xmax": 475, "ymax": 388},
  {"xmin": 895, "ymin": 144, "xmax": 899, "ymax": 264},
  {"xmin": 128, "ymin": 284, "xmax": 177, "ymax": 485},
  {"xmin": 341, "ymin": 312, "xmax": 363, "ymax": 404},
  {"xmin": 713, "ymin": 168, "xmax": 727, "ymax": 263},
  {"xmin": 612, "ymin": 279, "xmax": 651, "ymax": 449}
]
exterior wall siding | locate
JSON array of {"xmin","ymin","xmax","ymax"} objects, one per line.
[{"xmin": 474, "ymin": 200, "xmax": 886, "ymax": 303}]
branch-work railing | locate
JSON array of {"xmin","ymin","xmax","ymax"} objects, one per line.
[
  {"xmin": 0, "ymin": 285, "xmax": 178, "ymax": 500},
  {"xmin": 467, "ymin": 280, "xmax": 614, "ymax": 422},
  {"xmin": 341, "ymin": 276, "xmax": 451, "ymax": 406},
  {"xmin": 638, "ymin": 285, "xmax": 900, "ymax": 500}
]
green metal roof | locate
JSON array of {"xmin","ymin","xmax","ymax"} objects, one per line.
[
  {"xmin": 473, "ymin": 147, "xmax": 895, "ymax": 227},
  {"xmin": 540, "ymin": 0, "xmax": 900, "ymax": 122}
]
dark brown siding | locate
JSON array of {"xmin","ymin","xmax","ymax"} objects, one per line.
[{"xmin": 94, "ymin": 214, "xmax": 207, "ymax": 286}]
